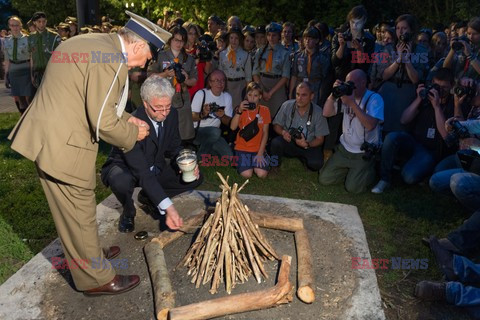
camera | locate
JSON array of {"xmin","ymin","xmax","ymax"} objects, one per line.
[
  {"xmin": 453, "ymin": 84, "xmax": 476, "ymax": 99},
  {"xmin": 360, "ymin": 142, "xmax": 379, "ymax": 161},
  {"xmin": 419, "ymin": 83, "xmax": 441, "ymax": 100},
  {"xmin": 288, "ymin": 126, "xmax": 304, "ymax": 140},
  {"xmin": 208, "ymin": 102, "xmax": 225, "ymax": 113},
  {"xmin": 332, "ymin": 81, "xmax": 356, "ymax": 99},
  {"xmin": 167, "ymin": 62, "xmax": 185, "ymax": 83},
  {"xmin": 197, "ymin": 40, "xmax": 218, "ymax": 62},
  {"xmin": 247, "ymin": 102, "xmax": 257, "ymax": 110},
  {"xmin": 451, "ymin": 35, "xmax": 470, "ymax": 51},
  {"xmin": 341, "ymin": 29, "xmax": 353, "ymax": 41},
  {"xmin": 445, "ymin": 120, "xmax": 470, "ymax": 148},
  {"xmin": 457, "ymin": 149, "xmax": 480, "ymax": 174},
  {"xmin": 398, "ymin": 32, "xmax": 413, "ymax": 43}
]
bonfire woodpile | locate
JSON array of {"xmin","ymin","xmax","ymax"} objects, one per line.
[{"xmin": 179, "ymin": 173, "xmax": 279, "ymax": 294}]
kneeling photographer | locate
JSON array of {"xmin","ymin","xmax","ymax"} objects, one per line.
[
  {"xmin": 429, "ymin": 88, "xmax": 480, "ymax": 211},
  {"xmin": 320, "ymin": 69, "xmax": 384, "ymax": 193},
  {"xmin": 372, "ymin": 68, "xmax": 457, "ymax": 193},
  {"xmin": 191, "ymin": 70, "xmax": 234, "ymax": 160},
  {"xmin": 271, "ymin": 82, "xmax": 330, "ymax": 171}
]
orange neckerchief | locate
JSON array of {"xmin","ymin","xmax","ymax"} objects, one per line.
[
  {"xmin": 173, "ymin": 57, "xmax": 179, "ymax": 86},
  {"xmin": 265, "ymin": 48, "xmax": 273, "ymax": 72},
  {"xmin": 227, "ymin": 48, "xmax": 236, "ymax": 67}
]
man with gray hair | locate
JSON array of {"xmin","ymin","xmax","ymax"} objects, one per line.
[
  {"xmin": 8, "ymin": 11, "xmax": 169, "ymax": 295},
  {"xmin": 102, "ymin": 75, "xmax": 203, "ymax": 234}
]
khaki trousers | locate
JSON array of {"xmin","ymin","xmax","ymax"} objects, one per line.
[{"xmin": 37, "ymin": 167, "xmax": 115, "ymax": 290}]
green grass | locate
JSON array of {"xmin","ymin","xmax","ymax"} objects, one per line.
[{"xmin": 0, "ymin": 112, "xmax": 467, "ymax": 299}]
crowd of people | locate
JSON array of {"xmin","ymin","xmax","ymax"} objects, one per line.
[{"xmin": 2, "ymin": 6, "xmax": 480, "ymax": 310}]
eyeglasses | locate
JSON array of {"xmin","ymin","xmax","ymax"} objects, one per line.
[
  {"xmin": 210, "ymin": 78, "xmax": 225, "ymax": 83},
  {"xmin": 147, "ymin": 102, "xmax": 171, "ymax": 113},
  {"xmin": 9, "ymin": 24, "xmax": 21, "ymax": 28},
  {"xmin": 172, "ymin": 37, "xmax": 185, "ymax": 43}
]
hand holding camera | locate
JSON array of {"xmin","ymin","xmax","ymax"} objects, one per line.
[
  {"xmin": 332, "ymin": 80, "xmax": 356, "ymax": 102},
  {"xmin": 167, "ymin": 62, "xmax": 186, "ymax": 83},
  {"xmin": 238, "ymin": 101, "xmax": 257, "ymax": 114}
]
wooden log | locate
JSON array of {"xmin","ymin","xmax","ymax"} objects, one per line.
[
  {"xmin": 151, "ymin": 210, "xmax": 206, "ymax": 249},
  {"xmin": 294, "ymin": 229, "xmax": 315, "ymax": 304},
  {"xmin": 169, "ymin": 255, "xmax": 294, "ymax": 320},
  {"xmin": 251, "ymin": 211, "xmax": 304, "ymax": 232},
  {"xmin": 144, "ymin": 241, "xmax": 175, "ymax": 320}
]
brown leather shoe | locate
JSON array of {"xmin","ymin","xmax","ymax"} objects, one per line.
[
  {"xmin": 103, "ymin": 246, "xmax": 120, "ymax": 260},
  {"xmin": 83, "ymin": 275, "xmax": 140, "ymax": 296}
]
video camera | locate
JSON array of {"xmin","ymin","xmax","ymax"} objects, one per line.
[
  {"xmin": 288, "ymin": 126, "xmax": 304, "ymax": 140},
  {"xmin": 445, "ymin": 120, "xmax": 471, "ymax": 148},
  {"xmin": 332, "ymin": 81, "xmax": 356, "ymax": 99},
  {"xmin": 167, "ymin": 62, "xmax": 185, "ymax": 83}
]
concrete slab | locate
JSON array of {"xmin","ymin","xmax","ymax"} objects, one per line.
[{"xmin": 0, "ymin": 190, "xmax": 385, "ymax": 320}]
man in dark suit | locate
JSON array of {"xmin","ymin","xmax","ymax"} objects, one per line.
[{"xmin": 102, "ymin": 75, "xmax": 203, "ymax": 232}]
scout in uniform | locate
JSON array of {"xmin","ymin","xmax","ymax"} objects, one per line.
[
  {"xmin": 9, "ymin": 11, "xmax": 171, "ymax": 296},
  {"xmin": 3, "ymin": 16, "xmax": 34, "ymax": 113},
  {"xmin": 65, "ymin": 16, "xmax": 78, "ymax": 37},
  {"xmin": 289, "ymin": 27, "xmax": 330, "ymax": 105},
  {"xmin": 253, "ymin": 22, "xmax": 291, "ymax": 117},
  {"xmin": 28, "ymin": 12, "xmax": 61, "ymax": 88},
  {"xmin": 218, "ymin": 27, "xmax": 252, "ymax": 108},
  {"xmin": 148, "ymin": 26, "xmax": 198, "ymax": 142},
  {"xmin": 56, "ymin": 22, "xmax": 71, "ymax": 41}
]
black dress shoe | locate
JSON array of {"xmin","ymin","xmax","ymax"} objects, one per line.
[
  {"xmin": 429, "ymin": 236, "xmax": 457, "ymax": 281},
  {"xmin": 421, "ymin": 236, "xmax": 462, "ymax": 255},
  {"xmin": 415, "ymin": 281, "xmax": 447, "ymax": 301},
  {"xmin": 83, "ymin": 275, "xmax": 140, "ymax": 296},
  {"xmin": 103, "ymin": 246, "xmax": 121, "ymax": 260},
  {"xmin": 119, "ymin": 214, "xmax": 135, "ymax": 233}
]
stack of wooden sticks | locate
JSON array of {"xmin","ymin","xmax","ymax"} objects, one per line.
[{"xmin": 179, "ymin": 173, "xmax": 279, "ymax": 294}]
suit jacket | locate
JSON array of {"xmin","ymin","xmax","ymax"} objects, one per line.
[
  {"xmin": 8, "ymin": 33, "xmax": 138, "ymax": 189},
  {"xmin": 102, "ymin": 105, "xmax": 183, "ymax": 206}
]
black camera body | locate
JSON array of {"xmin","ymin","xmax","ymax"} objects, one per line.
[
  {"xmin": 451, "ymin": 35, "xmax": 470, "ymax": 51},
  {"xmin": 399, "ymin": 32, "xmax": 413, "ymax": 43},
  {"xmin": 341, "ymin": 30, "xmax": 353, "ymax": 42},
  {"xmin": 197, "ymin": 40, "xmax": 217, "ymax": 62},
  {"xmin": 209, "ymin": 102, "xmax": 225, "ymax": 113},
  {"xmin": 247, "ymin": 102, "xmax": 257, "ymax": 110},
  {"xmin": 288, "ymin": 126, "xmax": 304, "ymax": 140},
  {"xmin": 453, "ymin": 84, "xmax": 476, "ymax": 99},
  {"xmin": 360, "ymin": 142, "xmax": 379, "ymax": 161},
  {"xmin": 419, "ymin": 83, "xmax": 441, "ymax": 100},
  {"xmin": 332, "ymin": 81, "xmax": 356, "ymax": 99},
  {"xmin": 445, "ymin": 120, "xmax": 471, "ymax": 148},
  {"xmin": 167, "ymin": 62, "xmax": 186, "ymax": 83}
]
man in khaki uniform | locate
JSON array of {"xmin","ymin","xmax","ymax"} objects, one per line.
[{"xmin": 8, "ymin": 11, "xmax": 171, "ymax": 296}]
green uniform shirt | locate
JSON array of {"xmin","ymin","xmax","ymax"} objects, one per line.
[{"xmin": 28, "ymin": 29, "xmax": 61, "ymax": 72}]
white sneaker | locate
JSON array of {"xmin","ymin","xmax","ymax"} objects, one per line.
[{"xmin": 371, "ymin": 180, "xmax": 390, "ymax": 194}]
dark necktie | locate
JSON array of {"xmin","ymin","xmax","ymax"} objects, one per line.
[
  {"xmin": 157, "ymin": 122, "xmax": 163, "ymax": 142},
  {"xmin": 12, "ymin": 37, "xmax": 18, "ymax": 61}
]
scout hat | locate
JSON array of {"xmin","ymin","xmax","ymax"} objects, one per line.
[
  {"xmin": 32, "ymin": 12, "xmax": 47, "ymax": 22},
  {"xmin": 266, "ymin": 22, "xmax": 282, "ymax": 33},
  {"xmin": 65, "ymin": 16, "xmax": 77, "ymax": 25},
  {"xmin": 125, "ymin": 10, "xmax": 171, "ymax": 61},
  {"xmin": 56, "ymin": 22, "xmax": 70, "ymax": 31}
]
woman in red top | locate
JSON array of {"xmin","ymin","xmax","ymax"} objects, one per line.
[{"xmin": 231, "ymin": 82, "xmax": 271, "ymax": 178}]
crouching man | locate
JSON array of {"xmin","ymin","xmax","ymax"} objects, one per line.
[
  {"xmin": 101, "ymin": 75, "xmax": 203, "ymax": 232},
  {"xmin": 319, "ymin": 69, "xmax": 384, "ymax": 193}
]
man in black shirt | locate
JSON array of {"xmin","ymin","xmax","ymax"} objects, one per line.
[{"xmin": 372, "ymin": 68, "xmax": 456, "ymax": 193}]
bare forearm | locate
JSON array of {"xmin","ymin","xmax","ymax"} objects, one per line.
[{"xmin": 323, "ymin": 95, "xmax": 337, "ymax": 117}]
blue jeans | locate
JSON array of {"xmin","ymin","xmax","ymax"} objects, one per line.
[
  {"xmin": 448, "ymin": 210, "xmax": 480, "ymax": 256},
  {"xmin": 194, "ymin": 126, "xmax": 233, "ymax": 158},
  {"xmin": 451, "ymin": 173, "xmax": 480, "ymax": 211},
  {"xmin": 445, "ymin": 255, "xmax": 480, "ymax": 316},
  {"xmin": 380, "ymin": 131, "xmax": 435, "ymax": 184}
]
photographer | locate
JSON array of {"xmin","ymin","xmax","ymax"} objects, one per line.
[
  {"xmin": 443, "ymin": 17, "xmax": 480, "ymax": 81},
  {"xmin": 377, "ymin": 14, "xmax": 430, "ymax": 134},
  {"xmin": 191, "ymin": 70, "xmax": 234, "ymax": 159},
  {"xmin": 372, "ymin": 68, "xmax": 456, "ymax": 194},
  {"xmin": 148, "ymin": 26, "xmax": 198, "ymax": 142},
  {"xmin": 271, "ymin": 82, "xmax": 329, "ymax": 171},
  {"xmin": 320, "ymin": 69, "xmax": 384, "ymax": 193}
]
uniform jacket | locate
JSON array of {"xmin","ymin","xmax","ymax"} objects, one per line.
[
  {"xmin": 9, "ymin": 33, "xmax": 137, "ymax": 189},
  {"xmin": 102, "ymin": 105, "xmax": 182, "ymax": 206}
]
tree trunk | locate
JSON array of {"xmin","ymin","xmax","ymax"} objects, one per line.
[{"xmin": 295, "ymin": 229, "xmax": 315, "ymax": 303}]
